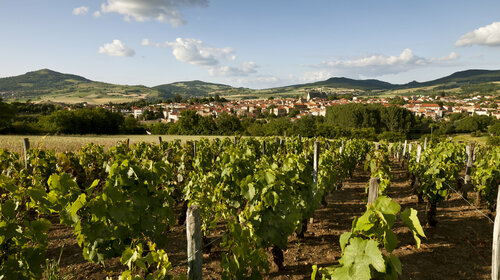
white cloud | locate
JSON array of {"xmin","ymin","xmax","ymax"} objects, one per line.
[
  {"xmin": 73, "ymin": 6, "xmax": 89, "ymax": 16},
  {"xmin": 98, "ymin": 40, "xmax": 135, "ymax": 57},
  {"xmin": 93, "ymin": 11, "xmax": 102, "ymax": 18},
  {"xmin": 301, "ymin": 71, "xmax": 334, "ymax": 83},
  {"xmin": 456, "ymin": 22, "xmax": 500, "ymax": 47},
  {"xmin": 428, "ymin": 52, "xmax": 459, "ymax": 62},
  {"xmin": 315, "ymin": 49, "xmax": 459, "ymax": 78},
  {"xmin": 143, "ymin": 38, "xmax": 253, "ymax": 77},
  {"xmin": 208, "ymin": 62, "xmax": 258, "ymax": 77},
  {"xmin": 323, "ymin": 48, "xmax": 421, "ymax": 68},
  {"xmin": 228, "ymin": 75, "xmax": 281, "ymax": 89},
  {"xmin": 100, "ymin": 0, "xmax": 208, "ymax": 26},
  {"xmin": 143, "ymin": 38, "xmax": 235, "ymax": 66}
]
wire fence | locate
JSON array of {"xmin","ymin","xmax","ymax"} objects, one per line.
[{"xmin": 444, "ymin": 179, "xmax": 494, "ymax": 223}]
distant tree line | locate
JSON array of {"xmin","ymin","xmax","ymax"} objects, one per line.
[
  {"xmin": 433, "ymin": 113, "xmax": 499, "ymax": 136},
  {"xmin": 1, "ymin": 99, "xmax": 499, "ymax": 144},
  {"xmin": 0, "ymin": 99, "xmax": 142, "ymax": 135},
  {"xmin": 146, "ymin": 104, "xmax": 423, "ymax": 142}
]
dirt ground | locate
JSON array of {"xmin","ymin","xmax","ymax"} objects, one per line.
[{"xmin": 45, "ymin": 162, "xmax": 493, "ymax": 279}]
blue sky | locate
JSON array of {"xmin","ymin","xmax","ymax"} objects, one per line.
[{"xmin": 2, "ymin": 0, "xmax": 500, "ymax": 89}]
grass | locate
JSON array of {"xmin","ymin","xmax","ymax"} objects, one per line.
[
  {"xmin": 0, "ymin": 133, "xmax": 490, "ymax": 154},
  {"xmin": 450, "ymin": 134, "xmax": 489, "ymax": 145},
  {"xmin": 0, "ymin": 135, "xmax": 232, "ymax": 154}
]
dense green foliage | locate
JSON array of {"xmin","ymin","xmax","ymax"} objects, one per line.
[
  {"xmin": 433, "ymin": 113, "xmax": 498, "ymax": 135},
  {"xmin": 0, "ymin": 137, "xmax": 373, "ymax": 279},
  {"xmin": 472, "ymin": 146, "xmax": 500, "ymax": 207},
  {"xmin": 312, "ymin": 196, "xmax": 425, "ymax": 280},
  {"xmin": 408, "ymin": 141, "xmax": 466, "ymax": 225},
  {"xmin": 365, "ymin": 145, "xmax": 392, "ymax": 195},
  {"xmin": 0, "ymin": 99, "xmax": 16, "ymax": 132},
  {"xmin": 326, "ymin": 104, "xmax": 415, "ymax": 134},
  {"xmin": 37, "ymin": 108, "xmax": 125, "ymax": 134}
]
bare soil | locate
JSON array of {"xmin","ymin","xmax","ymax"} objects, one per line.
[{"xmin": 45, "ymin": 162, "xmax": 493, "ymax": 279}]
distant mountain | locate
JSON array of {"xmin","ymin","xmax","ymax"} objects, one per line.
[
  {"xmin": 0, "ymin": 69, "xmax": 159, "ymax": 103},
  {"xmin": 1, "ymin": 68, "xmax": 499, "ymax": 103},
  {"xmin": 309, "ymin": 77, "xmax": 395, "ymax": 90},
  {"xmin": 0, "ymin": 69, "xmax": 90, "ymax": 92},
  {"xmin": 268, "ymin": 69, "xmax": 500, "ymax": 93},
  {"xmin": 400, "ymin": 69, "xmax": 500, "ymax": 88},
  {"xmin": 154, "ymin": 80, "xmax": 239, "ymax": 98}
]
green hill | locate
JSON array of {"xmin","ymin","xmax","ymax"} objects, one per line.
[
  {"xmin": 0, "ymin": 69, "xmax": 90, "ymax": 92},
  {"xmin": 401, "ymin": 69, "xmax": 500, "ymax": 88},
  {"xmin": 310, "ymin": 77, "xmax": 395, "ymax": 90},
  {"xmin": 1, "ymin": 68, "xmax": 499, "ymax": 103},
  {"xmin": 154, "ymin": 80, "xmax": 241, "ymax": 98},
  {"xmin": 0, "ymin": 69, "xmax": 159, "ymax": 103}
]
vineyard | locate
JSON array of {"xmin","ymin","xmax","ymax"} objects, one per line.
[{"xmin": 0, "ymin": 137, "xmax": 499, "ymax": 279}]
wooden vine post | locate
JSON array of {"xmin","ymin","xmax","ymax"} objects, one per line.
[
  {"xmin": 402, "ymin": 140, "xmax": 408, "ymax": 167},
  {"xmin": 416, "ymin": 144, "xmax": 422, "ymax": 163},
  {"xmin": 308, "ymin": 141, "xmax": 320, "ymax": 225},
  {"xmin": 492, "ymin": 185, "xmax": 500, "ymax": 280},
  {"xmin": 313, "ymin": 141, "xmax": 319, "ymax": 187},
  {"xmin": 414, "ymin": 144, "xmax": 423, "ymax": 202},
  {"xmin": 186, "ymin": 205, "xmax": 202, "ymax": 280},
  {"xmin": 313, "ymin": 141, "xmax": 319, "ymax": 175},
  {"xmin": 261, "ymin": 140, "xmax": 266, "ymax": 155},
  {"xmin": 23, "ymin": 138, "xmax": 30, "ymax": 170},
  {"xmin": 397, "ymin": 141, "xmax": 402, "ymax": 162},
  {"xmin": 158, "ymin": 136, "xmax": 163, "ymax": 145},
  {"xmin": 464, "ymin": 142, "xmax": 476, "ymax": 200},
  {"xmin": 193, "ymin": 141, "xmax": 197, "ymax": 157},
  {"xmin": 403, "ymin": 140, "xmax": 407, "ymax": 159},
  {"xmin": 424, "ymin": 137, "xmax": 427, "ymax": 151},
  {"xmin": 368, "ymin": 177, "xmax": 380, "ymax": 204}
]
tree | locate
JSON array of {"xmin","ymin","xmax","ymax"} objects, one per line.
[
  {"xmin": 38, "ymin": 108, "xmax": 124, "ymax": 134},
  {"xmin": 177, "ymin": 110, "xmax": 201, "ymax": 135},
  {"xmin": 216, "ymin": 113, "xmax": 242, "ymax": 135},
  {"xmin": 0, "ymin": 99, "xmax": 16, "ymax": 132},
  {"xmin": 290, "ymin": 116, "xmax": 316, "ymax": 137},
  {"xmin": 199, "ymin": 116, "xmax": 217, "ymax": 135},
  {"xmin": 489, "ymin": 121, "xmax": 500, "ymax": 136},
  {"xmin": 174, "ymin": 94, "xmax": 183, "ymax": 103},
  {"xmin": 326, "ymin": 103, "xmax": 415, "ymax": 135}
]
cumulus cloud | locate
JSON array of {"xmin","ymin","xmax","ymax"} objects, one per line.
[
  {"xmin": 143, "ymin": 38, "xmax": 235, "ymax": 65},
  {"xmin": 228, "ymin": 75, "xmax": 281, "ymax": 89},
  {"xmin": 456, "ymin": 22, "xmax": 500, "ymax": 47},
  {"xmin": 93, "ymin": 11, "xmax": 102, "ymax": 18},
  {"xmin": 165, "ymin": 38, "xmax": 234, "ymax": 66},
  {"xmin": 143, "ymin": 37, "xmax": 254, "ymax": 77},
  {"xmin": 322, "ymin": 48, "xmax": 422, "ymax": 68},
  {"xmin": 301, "ymin": 71, "xmax": 334, "ymax": 83},
  {"xmin": 98, "ymin": 40, "xmax": 135, "ymax": 57},
  {"xmin": 100, "ymin": 0, "xmax": 208, "ymax": 26},
  {"xmin": 428, "ymin": 52, "xmax": 459, "ymax": 62},
  {"xmin": 208, "ymin": 62, "xmax": 258, "ymax": 76},
  {"xmin": 73, "ymin": 6, "xmax": 89, "ymax": 15},
  {"xmin": 315, "ymin": 49, "xmax": 459, "ymax": 78}
]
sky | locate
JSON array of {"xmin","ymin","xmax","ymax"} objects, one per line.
[{"xmin": 2, "ymin": 0, "xmax": 500, "ymax": 89}]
